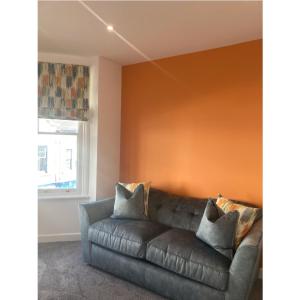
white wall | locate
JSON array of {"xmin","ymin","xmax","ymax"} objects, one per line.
[
  {"xmin": 38, "ymin": 53, "xmax": 122, "ymax": 243},
  {"xmin": 97, "ymin": 58, "xmax": 122, "ymax": 199},
  {"xmin": 38, "ymin": 197, "xmax": 84, "ymax": 242}
]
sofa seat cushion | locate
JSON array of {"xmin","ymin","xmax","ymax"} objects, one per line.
[
  {"xmin": 146, "ymin": 228, "xmax": 231, "ymax": 291},
  {"xmin": 88, "ymin": 218, "xmax": 169, "ymax": 259}
]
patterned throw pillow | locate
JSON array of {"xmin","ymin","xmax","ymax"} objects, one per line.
[
  {"xmin": 119, "ymin": 181, "xmax": 151, "ymax": 216},
  {"xmin": 216, "ymin": 195, "xmax": 261, "ymax": 248}
]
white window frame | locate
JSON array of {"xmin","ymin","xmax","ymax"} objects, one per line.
[{"xmin": 38, "ymin": 120, "xmax": 89, "ymax": 199}]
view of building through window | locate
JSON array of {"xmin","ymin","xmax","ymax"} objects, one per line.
[
  {"xmin": 38, "ymin": 119, "xmax": 78, "ymax": 190},
  {"xmin": 38, "ymin": 145, "xmax": 48, "ymax": 172}
]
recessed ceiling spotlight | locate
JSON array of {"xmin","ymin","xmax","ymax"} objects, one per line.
[{"xmin": 107, "ymin": 25, "xmax": 114, "ymax": 32}]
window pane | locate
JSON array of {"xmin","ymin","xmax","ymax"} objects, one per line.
[
  {"xmin": 38, "ymin": 134, "xmax": 77, "ymax": 190},
  {"xmin": 38, "ymin": 118, "xmax": 79, "ymax": 134}
]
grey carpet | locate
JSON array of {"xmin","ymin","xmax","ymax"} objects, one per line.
[{"xmin": 38, "ymin": 241, "xmax": 262, "ymax": 300}]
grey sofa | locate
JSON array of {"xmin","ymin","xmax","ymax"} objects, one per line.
[{"xmin": 79, "ymin": 188, "xmax": 262, "ymax": 300}]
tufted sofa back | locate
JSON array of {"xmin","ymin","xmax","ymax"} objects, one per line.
[
  {"xmin": 148, "ymin": 188, "xmax": 208, "ymax": 232},
  {"xmin": 148, "ymin": 188, "xmax": 262, "ymax": 232}
]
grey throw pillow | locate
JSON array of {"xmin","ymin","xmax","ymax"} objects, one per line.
[
  {"xmin": 196, "ymin": 200, "xmax": 239, "ymax": 260},
  {"xmin": 111, "ymin": 183, "xmax": 147, "ymax": 220}
]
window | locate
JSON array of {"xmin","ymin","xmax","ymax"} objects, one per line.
[
  {"xmin": 38, "ymin": 145, "xmax": 48, "ymax": 172},
  {"xmin": 38, "ymin": 118, "xmax": 88, "ymax": 197}
]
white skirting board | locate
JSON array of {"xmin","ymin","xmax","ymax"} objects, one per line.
[{"xmin": 38, "ymin": 233, "xmax": 81, "ymax": 243}]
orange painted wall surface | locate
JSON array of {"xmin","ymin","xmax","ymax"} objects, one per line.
[{"xmin": 120, "ymin": 40, "xmax": 262, "ymax": 207}]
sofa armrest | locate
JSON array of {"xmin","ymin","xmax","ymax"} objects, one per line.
[
  {"xmin": 79, "ymin": 197, "xmax": 114, "ymax": 263},
  {"xmin": 226, "ymin": 219, "xmax": 262, "ymax": 300}
]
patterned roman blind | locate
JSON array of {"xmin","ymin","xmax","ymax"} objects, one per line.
[{"xmin": 38, "ymin": 62, "xmax": 89, "ymax": 121}]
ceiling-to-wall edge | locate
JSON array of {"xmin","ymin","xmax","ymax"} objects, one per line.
[{"xmin": 123, "ymin": 38, "xmax": 262, "ymax": 67}]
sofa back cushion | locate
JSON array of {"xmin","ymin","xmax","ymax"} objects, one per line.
[
  {"xmin": 148, "ymin": 188, "xmax": 262, "ymax": 232},
  {"xmin": 148, "ymin": 188, "xmax": 208, "ymax": 232}
]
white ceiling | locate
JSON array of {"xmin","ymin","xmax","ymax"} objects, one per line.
[{"xmin": 38, "ymin": 1, "xmax": 262, "ymax": 66}]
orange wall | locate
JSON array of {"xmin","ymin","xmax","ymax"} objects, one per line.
[{"xmin": 120, "ymin": 40, "xmax": 262, "ymax": 207}]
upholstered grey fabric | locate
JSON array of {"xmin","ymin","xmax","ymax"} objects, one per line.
[
  {"xmin": 79, "ymin": 198, "xmax": 115, "ymax": 263},
  {"xmin": 39, "ymin": 241, "xmax": 262, "ymax": 300},
  {"xmin": 226, "ymin": 219, "xmax": 263, "ymax": 300},
  {"xmin": 148, "ymin": 188, "xmax": 262, "ymax": 233},
  {"xmin": 148, "ymin": 188, "xmax": 208, "ymax": 232},
  {"xmin": 196, "ymin": 200, "xmax": 239, "ymax": 259},
  {"xmin": 112, "ymin": 184, "xmax": 147, "ymax": 220},
  {"xmin": 88, "ymin": 218, "xmax": 169, "ymax": 259},
  {"xmin": 91, "ymin": 244, "xmax": 225, "ymax": 300},
  {"xmin": 80, "ymin": 188, "xmax": 263, "ymax": 300},
  {"xmin": 146, "ymin": 228, "xmax": 231, "ymax": 291}
]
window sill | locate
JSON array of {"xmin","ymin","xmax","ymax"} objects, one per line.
[{"xmin": 38, "ymin": 195, "xmax": 90, "ymax": 201}]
